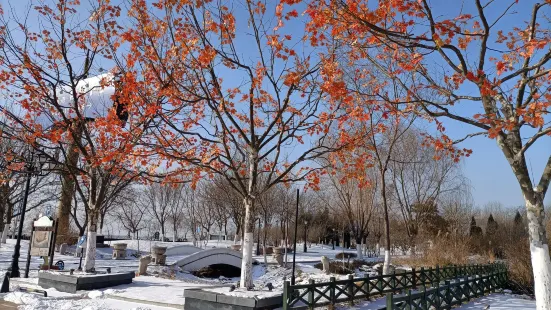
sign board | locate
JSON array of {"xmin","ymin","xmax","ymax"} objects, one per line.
[
  {"xmin": 77, "ymin": 235, "xmax": 87, "ymax": 248},
  {"xmin": 30, "ymin": 231, "xmax": 53, "ymax": 256}
]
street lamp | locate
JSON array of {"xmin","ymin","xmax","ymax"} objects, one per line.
[
  {"xmin": 3, "ymin": 150, "xmax": 49, "ymax": 278},
  {"xmin": 303, "ymin": 220, "xmax": 308, "ymax": 253}
]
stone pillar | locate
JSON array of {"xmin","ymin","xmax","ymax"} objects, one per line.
[
  {"xmin": 59, "ymin": 243, "xmax": 68, "ymax": 255},
  {"xmin": 151, "ymin": 246, "xmax": 167, "ymax": 265},
  {"xmin": 273, "ymin": 247, "xmax": 284, "ymax": 267},
  {"xmin": 112, "ymin": 243, "xmax": 127, "ymax": 260}
]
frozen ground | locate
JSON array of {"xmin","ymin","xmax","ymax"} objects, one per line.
[
  {"xmin": 2, "ymin": 238, "xmax": 529, "ymax": 310},
  {"xmin": 457, "ymin": 293, "xmax": 536, "ymax": 309},
  {"xmin": 0, "ymin": 238, "xmax": 380, "ymax": 309}
]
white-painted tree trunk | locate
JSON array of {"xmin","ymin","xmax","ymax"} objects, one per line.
[
  {"xmin": 356, "ymin": 242, "xmax": 363, "ymax": 260},
  {"xmin": 83, "ymin": 210, "xmax": 99, "ymax": 272},
  {"xmin": 382, "ymin": 250, "xmax": 391, "ymax": 274},
  {"xmin": 1, "ymin": 225, "xmax": 8, "ymax": 243},
  {"xmin": 526, "ymin": 197, "xmax": 551, "ymax": 309},
  {"xmin": 239, "ymin": 197, "xmax": 255, "ymax": 289}
]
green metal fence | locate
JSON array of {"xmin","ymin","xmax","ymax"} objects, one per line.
[
  {"xmin": 282, "ymin": 263, "xmax": 507, "ymax": 310},
  {"xmin": 384, "ymin": 270, "xmax": 507, "ymax": 309}
]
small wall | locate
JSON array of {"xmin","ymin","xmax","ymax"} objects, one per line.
[{"xmin": 184, "ymin": 289, "xmax": 282, "ymax": 310}]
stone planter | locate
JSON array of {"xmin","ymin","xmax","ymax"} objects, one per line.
[
  {"xmin": 38, "ymin": 271, "xmax": 134, "ymax": 293},
  {"xmin": 185, "ymin": 288, "xmax": 282, "ymax": 310},
  {"xmin": 112, "ymin": 243, "xmax": 127, "ymax": 260},
  {"xmin": 231, "ymin": 244, "xmax": 241, "ymax": 251},
  {"xmin": 151, "ymin": 246, "xmax": 167, "ymax": 265}
]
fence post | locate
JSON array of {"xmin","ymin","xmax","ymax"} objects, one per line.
[
  {"xmin": 308, "ymin": 279, "xmax": 315, "ymax": 310},
  {"xmin": 422, "ymin": 285, "xmax": 427, "ymax": 310},
  {"xmin": 363, "ymin": 274, "xmax": 370, "ymax": 300},
  {"xmin": 391, "ymin": 270, "xmax": 397, "ymax": 291},
  {"xmin": 348, "ymin": 274, "xmax": 354, "ymax": 306},
  {"xmin": 330, "ymin": 277, "xmax": 336, "ymax": 308},
  {"xmin": 434, "ymin": 265, "xmax": 440, "ymax": 287},
  {"xmin": 464, "ymin": 276, "xmax": 470, "ymax": 302},
  {"xmin": 420, "ymin": 267, "xmax": 425, "ymax": 286},
  {"xmin": 474, "ymin": 275, "xmax": 480, "ymax": 298},
  {"xmin": 412, "ymin": 268, "xmax": 417, "ymax": 289},
  {"xmin": 445, "ymin": 280, "xmax": 451, "ymax": 309},
  {"xmin": 407, "ymin": 289, "xmax": 412, "ymax": 310},
  {"xmin": 386, "ymin": 293, "xmax": 394, "ymax": 310},
  {"xmin": 283, "ymin": 281, "xmax": 290, "ymax": 310}
]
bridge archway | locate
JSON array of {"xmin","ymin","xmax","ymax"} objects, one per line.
[{"xmin": 172, "ymin": 248, "xmax": 243, "ymax": 272}]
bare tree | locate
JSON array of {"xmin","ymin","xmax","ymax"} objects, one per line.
[
  {"xmin": 143, "ymin": 184, "xmax": 182, "ymax": 242},
  {"xmin": 114, "ymin": 189, "xmax": 146, "ymax": 240}
]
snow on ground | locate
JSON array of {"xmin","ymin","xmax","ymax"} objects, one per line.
[
  {"xmin": 0, "ymin": 238, "xmax": 386, "ymax": 309},
  {"xmin": 4, "ymin": 291, "xmax": 177, "ymax": 310},
  {"xmin": 457, "ymin": 293, "xmax": 536, "ymax": 309}
]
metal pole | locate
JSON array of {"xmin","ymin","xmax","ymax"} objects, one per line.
[
  {"xmin": 49, "ymin": 220, "xmax": 59, "ymax": 269},
  {"xmin": 9, "ymin": 164, "xmax": 32, "ymax": 278},
  {"xmin": 256, "ymin": 218, "xmax": 261, "ymax": 256},
  {"xmin": 24, "ymin": 220, "xmax": 35, "ymax": 278},
  {"xmin": 303, "ymin": 222, "xmax": 307, "ymax": 253},
  {"xmin": 291, "ymin": 189, "xmax": 299, "ymax": 286}
]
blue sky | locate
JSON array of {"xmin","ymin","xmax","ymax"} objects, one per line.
[
  {"xmin": 420, "ymin": 0, "xmax": 551, "ymax": 207},
  {"xmin": 3, "ymin": 0, "xmax": 550, "ymax": 208}
]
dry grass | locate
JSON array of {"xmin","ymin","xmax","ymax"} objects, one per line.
[{"xmin": 396, "ymin": 235, "xmax": 485, "ymax": 268}]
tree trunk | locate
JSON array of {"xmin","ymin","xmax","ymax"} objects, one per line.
[
  {"xmin": 525, "ymin": 195, "xmax": 551, "ymax": 309},
  {"xmin": 55, "ymin": 139, "xmax": 80, "ymax": 245},
  {"xmin": 173, "ymin": 222, "xmax": 178, "ymax": 242},
  {"xmin": 356, "ymin": 236, "xmax": 363, "ymax": 259},
  {"xmin": 381, "ymin": 174, "xmax": 392, "ymax": 274},
  {"xmin": 240, "ymin": 196, "xmax": 255, "ymax": 288},
  {"xmin": 1, "ymin": 224, "xmax": 9, "ymax": 243},
  {"xmin": 2, "ymin": 202, "xmax": 14, "ymax": 244},
  {"xmin": 84, "ymin": 209, "xmax": 99, "ymax": 272},
  {"xmin": 234, "ymin": 225, "xmax": 241, "ymax": 244},
  {"xmin": 99, "ymin": 212, "xmax": 105, "ymax": 235}
]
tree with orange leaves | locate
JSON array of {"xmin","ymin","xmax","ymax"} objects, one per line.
[
  {"xmin": 0, "ymin": 1, "xmax": 155, "ymax": 272},
  {"xmin": 301, "ymin": 0, "xmax": 551, "ymax": 306},
  {"xmin": 121, "ymin": 0, "xmax": 357, "ymax": 287}
]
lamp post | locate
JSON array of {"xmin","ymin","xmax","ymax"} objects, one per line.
[
  {"xmin": 256, "ymin": 218, "xmax": 261, "ymax": 256},
  {"xmin": 303, "ymin": 220, "xmax": 308, "ymax": 253},
  {"xmin": 332, "ymin": 228, "xmax": 336, "ymax": 250},
  {"xmin": 7, "ymin": 151, "xmax": 48, "ymax": 278}
]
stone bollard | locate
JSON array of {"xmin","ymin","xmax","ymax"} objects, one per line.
[
  {"xmin": 59, "ymin": 243, "xmax": 69, "ymax": 255},
  {"xmin": 273, "ymin": 247, "xmax": 284, "ymax": 267},
  {"xmin": 151, "ymin": 246, "xmax": 167, "ymax": 265},
  {"xmin": 321, "ymin": 256, "xmax": 330, "ymax": 275},
  {"xmin": 138, "ymin": 255, "xmax": 152, "ymax": 275},
  {"xmin": 112, "ymin": 243, "xmax": 128, "ymax": 260}
]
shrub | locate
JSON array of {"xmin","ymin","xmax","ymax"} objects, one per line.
[
  {"xmin": 396, "ymin": 234, "xmax": 477, "ymax": 267},
  {"xmin": 313, "ymin": 259, "xmax": 374, "ymax": 275},
  {"xmin": 335, "ymin": 252, "xmax": 357, "ymax": 259}
]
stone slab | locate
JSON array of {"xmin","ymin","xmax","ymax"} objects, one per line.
[
  {"xmin": 38, "ymin": 271, "xmax": 134, "ymax": 294},
  {"xmin": 184, "ymin": 289, "xmax": 282, "ymax": 310}
]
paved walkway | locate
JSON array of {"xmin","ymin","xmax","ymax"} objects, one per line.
[{"xmin": 0, "ymin": 299, "xmax": 18, "ymax": 309}]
